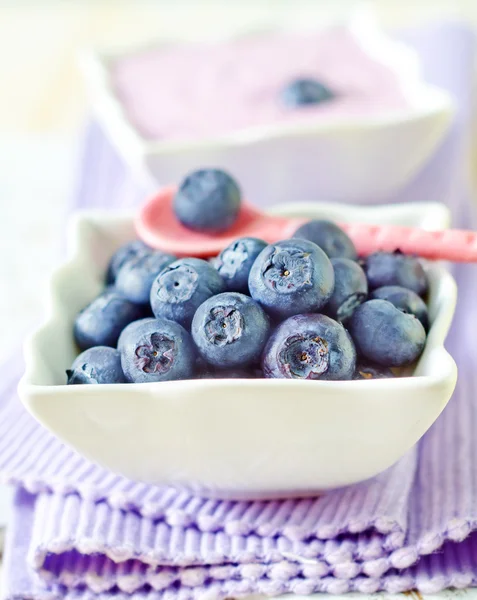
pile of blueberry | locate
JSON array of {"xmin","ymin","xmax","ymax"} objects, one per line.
[{"xmin": 67, "ymin": 169, "xmax": 429, "ymax": 386}]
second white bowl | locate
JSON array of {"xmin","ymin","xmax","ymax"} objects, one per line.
[{"xmin": 81, "ymin": 22, "xmax": 454, "ymax": 206}]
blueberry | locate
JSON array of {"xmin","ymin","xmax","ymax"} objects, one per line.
[
  {"xmin": 173, "ymin": 168, "xmax": 241, "ymax": 233},
  {"xmin": 364, "ymin": 251, "xmax": 428, "ymax": 296},
  {"xmin": 67, "ymin": 346, "xmax": 126, "ymax": 385},
  {"xmin": 120, "ymin": 318, "xmax": 196, "ymax": 383},
  {"xmin": 106, "ymin": 240, "xmax": 150, "ymax": 285},
  {"xmin": 115, "ymin": 251, "xmax": 176, "ymax": 305},
  {"xmin": 117, "ymin": 317, "xmax": 158, "ymax": 351},
  {"xmin": 349, "ymin": 299, "xmax": 426, "ymax": 367},
  {"xmin": 192, "ymin": 292, "xmax": 270, "ymax": 369},
  {"xmin": 74, "ymin": 290, "xmax": 143, "ymax": 350},
  {"xmin": 292, "ymin": 220, "xmax": 357, "ymax": 260},
  {"xmin": 150, "ymin": 258, "xmax": 225, "ymax": 329},
  {"xmin": 371, "ymin": 285, "xmax": 429, "ymax": 331},
  {"xmin": 248, "ymin": 239, "xmax": 334, "ymax": 319},
  {"xmin": 353, "ymin": 360, "xmax": 395, "ymax": 380},
  {"xmin": 262, "ymin": 314, "xmax": 356, "ymax": 380},
  {"xmin": 327, "ymin": 258, "xmax": 367, "ymax": 323},
  {"xmin": 214, "ymin": 237, "xmax": 267, "ymax": 293},
  {"xmin": 281, "ymin": 78, "xmax": 334, "ymax": 107}
]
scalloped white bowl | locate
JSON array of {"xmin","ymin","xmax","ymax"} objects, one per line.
[
  {"xmin": 81, "ymin": 21, "xmax": 454, "ymax": 206},
  {"xmin": 18, "ymin": 201, "xmax": 457, "ymax": 499}
]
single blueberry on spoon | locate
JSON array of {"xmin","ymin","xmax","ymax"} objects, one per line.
[{"xmin": 173, "ymin": 168, "xmax": 241, "ymax": 233}]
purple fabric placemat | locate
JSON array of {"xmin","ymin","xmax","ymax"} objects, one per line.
[{"xmin": 2, "ymin": 21, "xmax": 477, "ymax": 599}]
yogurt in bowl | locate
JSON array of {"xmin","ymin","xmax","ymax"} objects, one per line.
[
  {"xmin": 112, "ymin": 26, "xmax": 412, "ymax": 142},
  {"xmin": 82, "ymin": 17, "xmax": 454, "ymax": 205}
]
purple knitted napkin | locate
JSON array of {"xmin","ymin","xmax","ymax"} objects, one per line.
[{"xmin": 2, "ymin": 22, "xmax": 477, "ymax": 600}]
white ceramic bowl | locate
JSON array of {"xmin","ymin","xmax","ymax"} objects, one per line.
[
  {"xmin": 80, "ymin": 20, "xmax": 454, "ymax": 206},
  {"xmin": 19, "ymin": 201, "xmax": 457, "ymax": 499}
]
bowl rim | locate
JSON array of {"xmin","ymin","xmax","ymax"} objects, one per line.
[
  {"xmin": 19, "ymin": 200, "xmax": 458, "ymax": 397},
  {"xmin": 79, "ymin": 21, "xmax": 455, "ymax": 160}
]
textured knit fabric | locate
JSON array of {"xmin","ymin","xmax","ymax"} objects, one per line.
[{"xmin": 2, "ymin": 22, "xmax": 477, "ymax": 599}]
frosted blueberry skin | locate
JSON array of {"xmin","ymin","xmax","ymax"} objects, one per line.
[
  {"xmin": 173, "ymin": 168, "xmax": 241, "ymax": 233},
  {"xmin": 327, "ymin": 258, "xmax": 368, "ymax": 323},
  {"xmin": 262, "ymin": 313, "xmax": 356, "ymax": 380},
  {"xmin": 371, "ymin": 285, "xmax": 429, "ymax": 331},
  {"xmin": 120, "ymin": 318, "xmax": 196, "ymax": 383},
  {"xmin": 74, "ymin": 290, "xmax": 143, "ymax": 351},
  {"xmin": 248, "ymin": 239, "xmax": 334, "ymax": 320},
  {"xmin": 67, "ymin": 346, "xmax": 126, "ymax": 385},
  {"xmin": 117, "ymin": 317, "xmax": 157, "ymax": 351},
  {"xmin": 115, "ymin": 251, "xmax": 176, "ymax": 305},
  {"xmin": 349, "ymin": 299, "xmax": 426, "ymax": 368},
  {"xmin": 215, "ymin": 237, "xmax": 267, "ymax": 294},
  {"xmin": 105, "ymin": 240, "xmax": 151, "ymax": 285},
  {"xmin": 281, "ymin": 78, "xmax": 334, "ymax": 107},
  {"xmin": 364, "ymin": 251, "xmax": 428, "ymax": 296},
  {"xmin": 292, "ymin": 219, "xmax": 357, "ymax": 260},
  {"xmin": 192, "ymin": 292, "xmax": 270, "ymax": 369},
  {"xmin": 150, "ymin": 258, "xmax": 226, "ymax": 330},
  {"xmin": 353, "ymin": 360, "xmax": 395, "ymax": 380}
]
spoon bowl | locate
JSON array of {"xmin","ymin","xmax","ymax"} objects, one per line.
[
  {"xmin": 136, "ymin": 186, "xmax": 477, "ymax": 262},
  {"xmin": 136, "ymin": 185, "xmax": 305, "ymax": 257}
]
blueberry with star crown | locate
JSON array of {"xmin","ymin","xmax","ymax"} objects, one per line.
[
  {"xmin": 120, "ymin": 318, "xmax": 197, "ymax": 383},
  {"xmin": 173, "ymin": 168, "xmax": 242, "ymax": 233},
  {"xmin": 248, "ymin": 239, "xmax": 334, "ymax": 319},
  {"xmin": 262, "ymin": 313, "xmax": 356, "ymax": 381},
  {"xmin": 192, "ymin": 292, "xmax": 270, "ymax": 368}
]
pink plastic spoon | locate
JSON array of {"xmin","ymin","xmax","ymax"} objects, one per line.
[{"xmin": 136, "ymin": 186, "xmax": 477, "ymax": 262}]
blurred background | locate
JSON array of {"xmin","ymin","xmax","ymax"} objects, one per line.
[{"xmin": 2, "ymin": 0, "xmax": 477, "ymax": 363}]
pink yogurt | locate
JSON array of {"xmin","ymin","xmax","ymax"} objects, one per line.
[{"xmin": 112, "ymin": 27, "xmax": 410, "ymax": 142}]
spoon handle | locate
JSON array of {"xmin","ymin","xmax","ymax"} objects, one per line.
[{"xmin": 340, "ymin": 222, "xmax": 477, "ymax": 262}]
